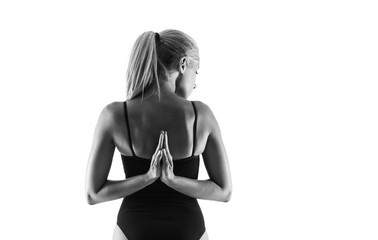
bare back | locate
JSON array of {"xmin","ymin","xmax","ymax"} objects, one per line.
[{"xmin": 110, "ymin": 95, "xmax": 209, "ymax": 160}]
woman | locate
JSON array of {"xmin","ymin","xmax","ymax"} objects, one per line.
[{"xmin": 85, "ymin": 29, "xmax": 232, "ymax": 240}]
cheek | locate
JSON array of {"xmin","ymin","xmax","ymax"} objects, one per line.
[
  {"xmin": 189, "ymin": 74, "xmax": 196, "ymax": 87},
  {"xmin": 192, "ymin": 73, "xmax": 197, "ymax": 83}
]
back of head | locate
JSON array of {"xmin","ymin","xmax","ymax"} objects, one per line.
[{"xmin": 126, "ymin": 29, "xmax": 199, "ymax": 100}]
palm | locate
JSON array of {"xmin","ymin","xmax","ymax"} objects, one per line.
[
  {"xmin": 147, "ymin": 131, "xmax": 164, "ymax": 180},
  {"xmin": 161, "ymin": 131, "xmax": 174, "ymax": 183}
]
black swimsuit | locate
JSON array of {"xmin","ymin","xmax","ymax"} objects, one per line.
[{"xmin": 117, "ymin": 101, "xmax": 206, "ymax": 240}]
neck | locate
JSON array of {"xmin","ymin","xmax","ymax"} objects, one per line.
[
  {"xmin": 136, "ymin": 74, "xmax": 178, "ymax": 101},
  {"xmin": 159, "ymin": 80, "xmax": 175, "ymax": 93},
  {"xmin": 155, "ymin": 70, "xmax": 179, "ymax": 95}
]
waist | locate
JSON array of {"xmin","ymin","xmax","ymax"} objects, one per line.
[
  {"xmin": 121, "ymin": 191, "xmax": 199, "ymax": 210},
  {"xmin": 117, "ymin": 195, "xmax": 206, "ymax": 240}
]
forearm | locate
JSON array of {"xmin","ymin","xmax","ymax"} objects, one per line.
[
  {"xmin": 87, "ymin": 174, "xmax": 155, "ymax": 205},
  {"xmin": 165, "ymin": 176, "xmax": 231, "ymax": 202}
]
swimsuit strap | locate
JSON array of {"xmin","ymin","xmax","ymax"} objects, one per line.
[
  {"xmin": 191, "ymin": 101, "xmax": 197, "ymax": 156},
  {"xmin": 123, "ymin": 101, "xmax": 136, "ymax": 157}
]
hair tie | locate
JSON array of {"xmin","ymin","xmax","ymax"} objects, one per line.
[{"xmin": 155, "ymin": 32, "xmax": 160, "ymax": 41}]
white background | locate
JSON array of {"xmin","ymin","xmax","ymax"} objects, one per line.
[{"xmin": 1, "ymin": 0, "xmax": 377, "ymax": 239}]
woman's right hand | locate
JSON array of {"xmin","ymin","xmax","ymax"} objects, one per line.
[{"xmin": 147, "ymin": 131, "xmax": 164, "ymax": 181}]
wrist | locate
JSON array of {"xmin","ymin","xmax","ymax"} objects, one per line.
[
  {"xmin": 144, "ymin": 173, "xmax": 158, "ymax": 184},
  {"xmin": 162, "ymin": 174, "xmax": 176, "ymax": 187}
]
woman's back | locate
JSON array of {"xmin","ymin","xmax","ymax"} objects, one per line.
[{"xmin": 112, "ymin": 93, "xmax": 209, "ymax": 160}]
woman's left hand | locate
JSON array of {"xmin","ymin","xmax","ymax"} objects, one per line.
[{"xmin": 161, "ymin": 131, "xmax": 175, "ymax": 184}]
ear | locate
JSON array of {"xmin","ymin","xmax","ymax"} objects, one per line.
[{"xmin": 178, "ymin": 57, "xmax": 187, "ymax": 74}]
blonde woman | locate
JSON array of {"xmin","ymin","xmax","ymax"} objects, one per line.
[{"xmin": 85, "ymin": 29, "xmax": 232, "ymax": 240}]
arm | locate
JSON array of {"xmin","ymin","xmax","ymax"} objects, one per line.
[
  {"xmin": 161, "ymin": 103, "xmax": 233, "ymax": 202},
  {"xmin": 85, "ymin": 103, "xmax": 161, "ymax": 205}
]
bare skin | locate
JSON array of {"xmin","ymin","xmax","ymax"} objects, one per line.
[{"xmin": 85, "ymin": 58, "xmax": 232, "ymax": 239}]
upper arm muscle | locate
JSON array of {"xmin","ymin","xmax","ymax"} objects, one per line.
[
  {"xmin": 85, "ymin": 103, "xmax": 116, "ymax": 196},
  {"xmin": 201, "ymin": 103, "xmax": 232, "ymax": 193}
]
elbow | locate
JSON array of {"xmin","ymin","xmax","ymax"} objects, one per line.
[
  {"xmin": 86, "ymin": 193, "xmax": 95, "ymax": 205},
  {"xmin": 221, "ymin": 188, "xmax": 232, "ymax": 202},
  {"xmin": 223, "ymin": 191, "xmax": 232, "ymax": 202},
  {"xmin": 86, "ymin": 192, "xmax": 98, "ymax": 205}
]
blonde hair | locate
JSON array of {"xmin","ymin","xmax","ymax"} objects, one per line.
[{"xmin": 126, "ymin": 29, "xmax": 199, "ymax": 100}]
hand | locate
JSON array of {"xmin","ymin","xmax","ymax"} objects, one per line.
[
  {"xmin": 147, "ymin": 131, "xmax": 164, "ymax": 181},
  {"xmin": 161, "ymin": 131, "xmax": 175, "ymax": 184}
]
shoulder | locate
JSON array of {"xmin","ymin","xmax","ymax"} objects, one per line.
[
  {"xmin": 192, "ymin": 101, "xmax": 219, "ymax": 134},
  {"xmin": 99, "ymin": 101, "xmax": 124, "ymax": 118},
  {"xmin": 97, "ymin": 101, "xmax": 125, "ymax": 130},
  {"xmin": 192, "ymin": 101, "xmax": 216, "ymax": 121}
]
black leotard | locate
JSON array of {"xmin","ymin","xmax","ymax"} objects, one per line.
[{"xmin": 117, "ymin": 101, "xmax": 206, "ymax": 240}]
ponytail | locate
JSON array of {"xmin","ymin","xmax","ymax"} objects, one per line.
[
  {"xmin": 126, "ymin": 31, "xmax": 160, "ymax": 100},
  {"xmin": 125, "ymin": 29, "xmax": 199, "ymax": 100}
]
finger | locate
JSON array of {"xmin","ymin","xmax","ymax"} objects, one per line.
[
  {"xmin": 152, "ymin": 150, "xmax": 162, "ymax": 167},
  {"xmin": 154, "ymin": 131, "xmax": 164, "ymax": 154},
  {"xmin": 163, "ymin": 149, "xmax": 172, "ymax": 168},
  {"xmin": 169, "ymin": 153, "xmax": 173, "ymax": 167},
  {"xmin": 151, "ymin": 153, "xmax": 156, "ymax": 167},
  {"xmin": 158, "ymin": 151, "xmax": 164, "ymax": 166},
  {"xmin": 164, "ymin": 132, "xmax": 173, "ymax": 163},
  {"xmin": 160, "ymin": 131, "xmax": 165, "ymax": 149},
  {"xmin": 164, "ymin": 131, "xmax": 171, "ymax": 154},
  {"xmin": 168, "ymin": 152, "xmax": 173, "ymax": 167},
  {"xmin": 162, "ymin": 149, "xmax": 168, "ymax": 165},
  {"xmin": 161, "ymin": 152, "xmax": 166, "ymax": 168},
  {"xmin": 157, "ymin": 150, "xmax": 163, "ymax": 163}
]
